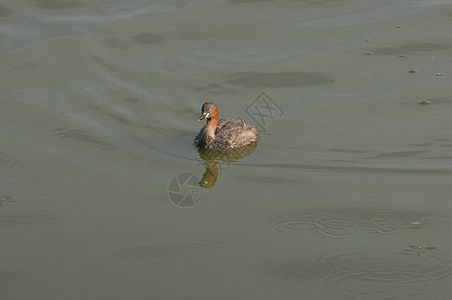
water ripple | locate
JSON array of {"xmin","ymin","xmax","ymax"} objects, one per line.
[
  {"xmin": 52, "ymin": 127, "xmax": 116, "ymax": 150},
  {"xmin": 0, "ymin": 150, "xmax": 24, "ymax": 169},
  {"xmin": 33, "ymin": 2, "xmax": 186, "ymax": 25},
  {"xmin": 246, "ymin": 162, "xmax": 452, "ymax": 175},
  {"xmin": 256, "ymin": 247, "xmax": 452, "ymax": 295},
  {"xmin": 266, "ymin": 208, "xmax": 426, "ymax": 237}
]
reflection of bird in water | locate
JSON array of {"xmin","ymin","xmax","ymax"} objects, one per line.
[
  {"xmin": 197, "ymin": 142, "xmax": 258, "ymax": 162},
  {"xmin": 194, "ymin": 102, "xmax": 259, "ymax": 149},
  {"xmin": 199, "ymin": 160, "xmax": 219, "ymax": 188},
  {"xmin": 197, "ymin": 142, "xmax": 258, "ymax": 188}
]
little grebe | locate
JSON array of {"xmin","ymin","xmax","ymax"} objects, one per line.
[{"xmin": 194, "ymin": 102, "xmax": 259, "ymax": 149}]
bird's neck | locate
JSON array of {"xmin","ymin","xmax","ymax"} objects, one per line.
[{"xmin": 205, "ymin": 117, "xmax": 218, "ymax": 139}]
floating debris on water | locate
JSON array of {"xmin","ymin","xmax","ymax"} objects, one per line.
[
  {"xmin": 435, "ymin": 73, "xmax": 444, "ymax": 76},
  {"xmin": 364, "ymin": 39, "xmax": 372, "ymax": 42},
  {"xmin": 418, "ymin": 99, "xmax": 431, "ymax": 105},
  {"xmin": 396, "ymin": 25, "xmax": 403, "ymax": 28},
  {"xmin": 409, "ymin": 221, "xmax": 421, "ymax": 229},
  {"xmin": 405, "ymin": 245, "xmax": 437, "ymax": 256},
  {"xmin": 408, "ymin": 69, "xmax": 417, "ymax": 73},
  {"xmin": 0, "ymin": 195, "xmax": 13, "ymax": 202},
  {"xmin": 364, "ymin": 51, "xmax": 373, "ymax": 55},
  {"xmin": 0, "ymin": 195, "xmax": 14, "ymax": 207},
  {"xmin": 399, "ymin": 54, "xmax": 406, "ymax": 58}
]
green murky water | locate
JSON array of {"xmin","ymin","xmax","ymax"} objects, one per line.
[{"xmin": 1, "ymin": 0, "xmax": 452, "ymax": 299}]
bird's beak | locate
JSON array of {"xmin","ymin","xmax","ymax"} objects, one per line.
[{"xmin": 199, "ymin": 112, "xmax": 210, "ymax": 121}]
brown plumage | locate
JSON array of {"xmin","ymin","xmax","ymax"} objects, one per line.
[{"xmin": 194, "ymin": 102, "xmax": 259, "ymax": 149}]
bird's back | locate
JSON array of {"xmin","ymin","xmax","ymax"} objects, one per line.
[{"xmin": 194, "ymin": 117, "xmax": 259, "ymax": 149}]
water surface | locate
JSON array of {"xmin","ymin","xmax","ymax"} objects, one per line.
[{"xmin": 1, "ymin": 0, "xmax": 452, "ymax": 299}]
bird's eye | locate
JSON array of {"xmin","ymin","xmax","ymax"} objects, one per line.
[{"xmin": 209, "ymin": 109, "xmax": 212, "ymax": 113}]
